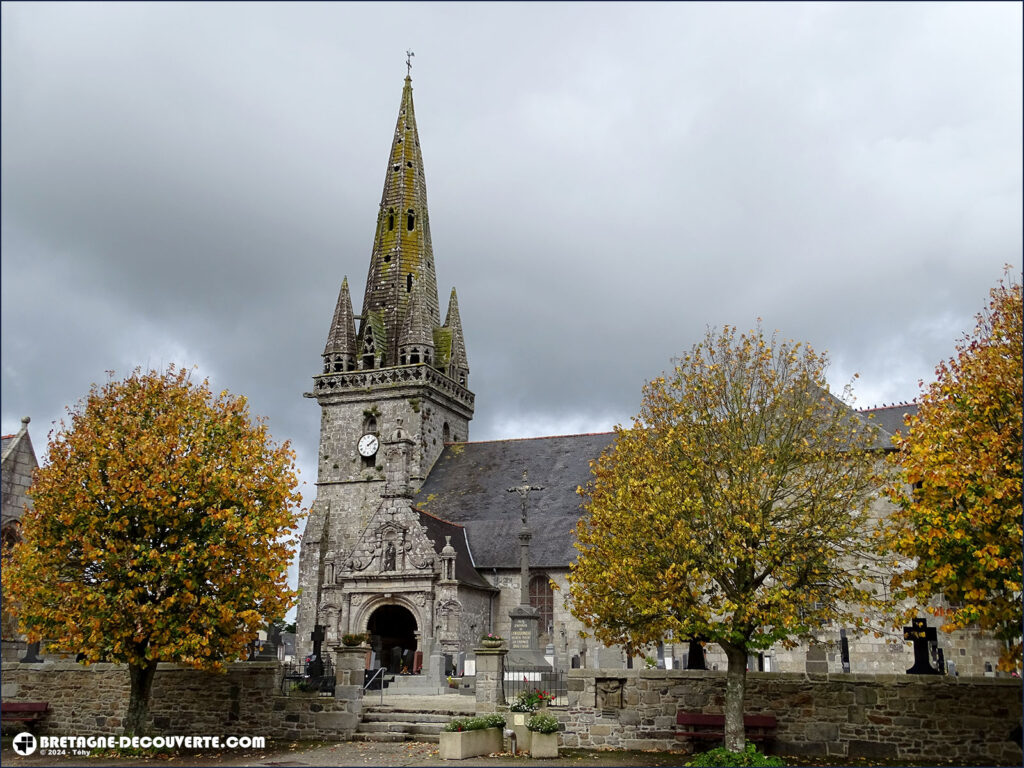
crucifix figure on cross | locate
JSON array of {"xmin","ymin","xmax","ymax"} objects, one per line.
[{"xmin": 507, "ymin": 469, "xmax": 544, "ymax": 527}]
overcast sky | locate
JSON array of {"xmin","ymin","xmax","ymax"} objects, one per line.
[{"xmin": 3, "ymin": 2, "xmax": 1021, "ymax": 515}]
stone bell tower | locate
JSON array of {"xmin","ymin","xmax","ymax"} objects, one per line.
[{"xmin": 296, "ymin": 73, "xmax": 474, "ymax": 658}]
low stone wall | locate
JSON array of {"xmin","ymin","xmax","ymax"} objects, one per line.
[
  {"xmin": 560, "ymin": 669, "xmax": 1022, "ymax": 765},
  {"xmin": 0, "ymin": 661, "xmax": 360, "ymax": 741}
]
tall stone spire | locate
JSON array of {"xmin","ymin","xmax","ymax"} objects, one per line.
[{"xmin": 359, "ymin": 75, "xmax": 441, "ymax": 367}]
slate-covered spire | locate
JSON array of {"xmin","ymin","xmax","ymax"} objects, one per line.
[
  {"xmin": 322, "ymin": 277, "xmax": 357, "ymax": 373},
  {"xmin": 444, "ymin": 288, "xmax": 469, "ymax": 387},
  {"xmin": 358, "ymin": 75, "xmax": 441, "ymax": 368}
]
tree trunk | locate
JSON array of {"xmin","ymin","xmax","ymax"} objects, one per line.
[
  {"xmin": 722, "ymin": 643, "xmax": 748, "ymax": 753},
  {"xmin": 124, "ymin": 660, "xmax": 158, "ymax": 736}
]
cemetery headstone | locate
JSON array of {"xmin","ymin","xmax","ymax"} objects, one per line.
[
  {"xmin": 686, "ymin": 639, "xmax": 707, "ymax": 670},
  {"xmin": 904, "ymin": 617, "xmax": 940, "ymax": 674}
]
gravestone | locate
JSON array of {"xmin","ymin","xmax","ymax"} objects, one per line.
[
  {"xmin": 307, "ymin": 625, "xmax": 326, "ymax": 678},
  {"xmin": 805, "ymin": 645, "xmax": 829, "ymax": 674},
  {"xmin": 904, "ymin": 617, "xmax": 940, "ymax": 674},
  {"xmin": 19, "ymin": 641, "xmax": 43, "ymax": 664},
  {"xmin": 840, "ymin": 629, "xmax": 851, "ymax": 673},
  {"xmin": 685, "ymin": 639, "xmax": 707, "ymax": 670}
]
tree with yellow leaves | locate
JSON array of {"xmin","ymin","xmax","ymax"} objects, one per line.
[
  {"xmin": 885, "ymin": 272, "xmax": 1022, "ymax": 670},
  {"xmin": 1, "ymin": 367, "xmax": 302, "ymax": 734},
  {"xmin": 570, "ymin": 325, "xmax": 887, "ymax": 753}
]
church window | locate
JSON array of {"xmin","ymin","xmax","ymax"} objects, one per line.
[
  {"xmin": 407, "ymin": 274, "xmax": 413, "ymax": 292},
  {"xmin": 393, "ymin": 164, "xmax": 400, "ymax": 172},
  {"xmin": 362, "ymin": 334, "xmax": 376, "ymax": 370},
  {"xmin": 388, "ymin": 210, "xmax": 394, "ymax": 231},
  {"xmin": 384, "ymin": 254, "xmax": 391, "ymax": 263},
  {"xmin": 407, "ymin": 209, "xmax": 415, "ymax": 231},
  {"xmin": 442, "ymin": 422, "xmax": 451, "ymax": 443},
  {"xmin": 410, "ymin": 348, "xmax": 420, "ymax": 364},
  {"xmin": 364, "ymin": 415, "xmax": 377, "ymax": 434},
  {"xmin": 529, "ymin": 574, "xmax": 555, "ymax": 636}
]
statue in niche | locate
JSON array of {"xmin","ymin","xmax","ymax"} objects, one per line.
[{"xmin": 383, "ymin": 541, "xmax": 397, "ymax": 571}]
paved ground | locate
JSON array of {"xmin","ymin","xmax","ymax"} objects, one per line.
[{"xmin": 2, "ymin": 739, "xmax": 695, "ymax": 768}]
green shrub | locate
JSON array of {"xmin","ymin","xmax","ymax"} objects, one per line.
[
  {"xmin": 525, "ymin": 712, "xmax": 560, "ymax": 734},
  {"xmin": 687, "ymin": 743, "xmax": 783, "ymax": 767},
  {"xmin": 443, "ymin": 714, "xmax": 506, "ymax": 732},
  {"xmin": 341, "ymin": 632, "xmax": 367, "ymax": 646}
]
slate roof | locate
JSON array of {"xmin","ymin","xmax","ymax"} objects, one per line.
[
  {"xmin": 858, "ymin": 403, "xmax": 919, "ymax": 447},
  {"xmin": 415, "ymin": 508, "xmax": 495, "ymax": 590},
  {"xmin": 415, "ymin": 433, "xmax": 616, "ymax": 569}
]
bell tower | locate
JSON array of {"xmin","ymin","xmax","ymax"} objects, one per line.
[{"xmin": 296, "ymin": 74, "xmax": 474, "ymax": 658}]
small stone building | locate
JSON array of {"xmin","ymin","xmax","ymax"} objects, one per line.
[{"xmin": 296, "ymin": 75, "xmax": 1008, "ymax": 681}]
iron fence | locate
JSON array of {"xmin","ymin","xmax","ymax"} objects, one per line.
[
  {"xmin": 503, "ymin": 666, "xmax": 567, "ymax": 707},
  {"xmin": 280, "ymin": 656, "xmax": 336, "ymax": 697}
]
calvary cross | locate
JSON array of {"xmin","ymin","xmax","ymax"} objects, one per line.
[{"xmin": 507, "ymin": 469, "xmax": 544, "ymax": 527}]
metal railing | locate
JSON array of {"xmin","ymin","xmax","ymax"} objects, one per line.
[
  {"xmin": 280, "ymin": 657, "xmax": 336, "ymax": 697},
  {"xmin": 503, "ymin": 666, "xmax": 567, "ymax": 707}
]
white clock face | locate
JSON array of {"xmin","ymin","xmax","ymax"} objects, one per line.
[{"xmin": 358, "ymin": 433, "xmax": 379, "ymax": 457}]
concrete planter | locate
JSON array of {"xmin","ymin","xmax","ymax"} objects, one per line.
[
  {"xmin": 529, "ymin": 731, "xmax": 558, "ymax": 759},
  {"xmin": 438, "ymin": 727, "xmax": 503, "ymax": 760}
]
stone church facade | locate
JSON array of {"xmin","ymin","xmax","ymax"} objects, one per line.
[{"xmin": 296, "ymin": 75, "xmax": 1008, "ymax": 681}]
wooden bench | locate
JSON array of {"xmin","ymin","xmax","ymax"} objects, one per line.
[
  {"xmin": 1, "ymin": 702, "xmax": 50, "ymax": 731},
  {"xmin": 676, "ymin": 711, "xmax": 777, "ymax": 747}
]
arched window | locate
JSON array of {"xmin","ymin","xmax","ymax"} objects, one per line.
[
  {"xmin": 388, "ymin": 209, "xmax": 395, "ymax": 231},
  {"xmin": 442, "ymin": 422, "xmax": 451, "ymax": 443},
  {"xmin": 407, "ymin": 209, "xmax": 415, "ymax": 231},
  {"xmin": 529, "ymin": 574, "xmax": 554, "ymax": 636},
  {"xmin": 407, "ymin": 274, "xmax": 413, "ymax": 293}
]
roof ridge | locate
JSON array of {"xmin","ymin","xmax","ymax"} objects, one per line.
[
  {"xmin": 858, "ymin": 401, "xmax": 918, "ymax": 413},
  {"xmin": 448, "ymin": 431, "xmax": 616, "ymax": 446}
]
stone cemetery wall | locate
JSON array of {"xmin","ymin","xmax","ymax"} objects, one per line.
[
  {"xmin": 1, "ymin": 661, "xmax": 360, "ymax": 741},
  {"xmin": 562, "ymin": 669, "xmax": 1023, "ymax": 765}
]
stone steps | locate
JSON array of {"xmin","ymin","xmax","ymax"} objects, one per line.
[{"xmin": 354, "ymin": 703, "xmax": 468, "ymax": 743}]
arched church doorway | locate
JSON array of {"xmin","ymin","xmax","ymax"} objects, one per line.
[{"xmin": 367, "ymin": 604, "xmax": 418, "ymax": 674}]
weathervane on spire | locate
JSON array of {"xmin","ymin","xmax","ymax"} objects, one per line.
[{"xmin": 406, "ymin": 49, "xmax": 415, "ymax": 76}]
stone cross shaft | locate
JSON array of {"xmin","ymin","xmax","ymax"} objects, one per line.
[{"xmin": 507, "ymin": 469, "xmax": 544, "ymax": 606}]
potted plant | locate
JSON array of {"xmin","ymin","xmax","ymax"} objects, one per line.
[
  {"xmin": 341, "ymin": 632, "xmax": 368, "ymax": 647},
  {"xmin": 479, "ymin": 632, "xmax": 504, "ymax": 649},
  {"xmin": 526, "ymin": 711, "xmax": 560, "ymax": 758},
  {"xmin": 438, "ymin": 713, "xmax": 505, "ymax": 760}
]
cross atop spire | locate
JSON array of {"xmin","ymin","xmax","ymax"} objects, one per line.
[{"xmin": 406, "ymin": 49, "xmax": 415, "ymax": 77}]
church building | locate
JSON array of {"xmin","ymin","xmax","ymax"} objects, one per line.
[{"xmin": 296, "ymin": 75, "xmax": 1006, "ymax": 683}]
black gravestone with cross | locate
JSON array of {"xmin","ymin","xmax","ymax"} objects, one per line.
[
  {"xmin": 904, "ymin": 617, "xmax": 940, "ymax": 674},
  {"xmin": 307, "ymin": 624, "xmax": 326, "ymax": 678}
]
